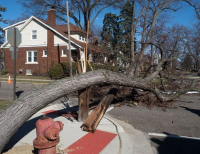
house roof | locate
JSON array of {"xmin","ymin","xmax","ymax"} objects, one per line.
[
  {"xmin": 1, "ymin": 16, "xmax": 84, "ymax": 48},
  {"xmin": 3, "ymin": 20, "xmax": 27, "ymax": 30},
  {"xmin": 55, "ymin": 24, "xmax": 86, "ymax": 35},
  {"xmin": 1, "ymin": 16, "xmax": 103, "ymax": 54}
]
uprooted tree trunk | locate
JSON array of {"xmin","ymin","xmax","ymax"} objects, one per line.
[
  {"xmin": 81, "ymin": 88, "xmax": 118, "ymax": 132},
  {"xmin": 0, "ymin": 69, "xmax": 199, "ymax": 153}
]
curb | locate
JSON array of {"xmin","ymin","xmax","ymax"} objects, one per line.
[{"xmin": 106, "ymin": 114, "xmax": 154, "ymax": 154}]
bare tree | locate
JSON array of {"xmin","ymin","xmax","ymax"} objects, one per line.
[
  {"xmin": 17, "ymin": 0, "xmax": 123, "ymax": 31},
  {"xmin": 8, "ymin": 13, "xmax": 30, "ymax": 25},
  {"xmin": 129, "ymin": 0, "xmax": 200, "ymax": 76},
  {"xmin": 186, "ymin": 22, "xmax": 200, "ymax": 70},
  {"xmin": 0, "ymin": 5, "xmax": 7, "ymax": 44}
]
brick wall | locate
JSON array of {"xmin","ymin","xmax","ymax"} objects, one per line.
[
  {"xmin": 48, "ymin": 9, "xmax": 56, "ymax": 27},
  {"xmin": 3, "ymin": 46, "xmax": 70, "ymax": 75},
  {"xmin": 2, "ymin": 8, "xmax": 77, "ymax": 76}
]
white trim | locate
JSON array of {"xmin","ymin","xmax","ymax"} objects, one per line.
[
  {"xmin": 26, "ymin": 69, "xmax": 32, "ymax": 75},
  {"xmin": 61, "ymin": 49, "xmax": 67, "ymax": 57},
  {"xmin": 79, "ymin": 35, "xmax": 82, "ymax": 40},
  {"xmin": 54, "ymin": 43, "xmax": 68, "ymax": 46},
  {"xmin": 25, "ymin": 62, "xmax": 38, "ymax": 64},
  {"xmin": 26, "ymin": 50, "xmax": 38, "ymax": 63},
  {"xmin": 42, "ymin": 50, "xmax": 47, "ymax": 57},
  {"xmin": 148, "ymin": 133, "xmax": 200, "ymax": 141},
  {"xmin": 31, "ymin": 30, "xmax": 37, "ymax": 40},
  {"xmin": 3, "ymin": 44, "xmax": 47, "ymax": 48},
  {"xmin": 1, "ymin": 16, "xmax": 83, "ymax": 48},
  {"xmin": 3, "ymin": 44, "xmax": 70, "ymax": 48},
  {"xmin": 3, "ymin": 20, "xmax": 27, "ymax": 30}
]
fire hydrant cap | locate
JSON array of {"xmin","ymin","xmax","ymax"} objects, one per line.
[
  {"xmin": 45, "ymin": 126, "xmax": 59, "ymax": 140},
  {"xmin": 56, "ymin": 121, "xmax": 64, "ymax": 131}
]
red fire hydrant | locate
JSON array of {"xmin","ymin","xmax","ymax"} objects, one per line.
[{"xmin": 33, "ymin": 115, "xmax": 64, "ymax": 154}]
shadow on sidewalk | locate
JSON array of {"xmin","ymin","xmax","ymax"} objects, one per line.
[
  {"xmin": 15, "ymin": 90, "xmax": 24, "ymax": 98},
  {"xmin": 3, "ymin": 99, "xmax": 99, "ymax": 152},
  {"xmin": 3, "ymin": 105, "xmax": 77, "ymax": 153},
  {"xmin": 150, "ymin": 132, "xmax": 200, "ymax": 154}
]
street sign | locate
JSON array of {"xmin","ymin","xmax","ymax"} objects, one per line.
[
  {"xmin": 9, "ymin": 47, "xmax": 18, "ymax": 59},
  {"xmin": 7, "ymin": 27, "xmax": 21, "ymax": 47}
]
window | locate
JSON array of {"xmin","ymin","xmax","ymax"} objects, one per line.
[
  {"xmin": 43, "ymin": 50, "xmax": 47, "ymax": 57},
  {"xmin": 79, "ymin": 35, "xmax": 81, "ymax": 40},
  {"xmin": 26, "ymin": 51, "xmax": 38, "ymax": 63},
  {"xmin": 61, "ymin": 49, "xmax": 67, "ymax": 57},
  {"xmin": 26, "ymin": 69, "xmax": 32, "ymax": 75},
  {"xmin": 32, "ymin": 30, "xmax": 37, "ymax": 39}
]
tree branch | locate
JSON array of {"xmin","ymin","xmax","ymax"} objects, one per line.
[{"xmin": 0, "ymin": 69, "xmax": 199, "ymax": 152}]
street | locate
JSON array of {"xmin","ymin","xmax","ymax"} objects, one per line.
[
  {"xmin": 0, "ymin": 82, "xmax": 43, "ymax": 100},
  {"xmin": 0, "ymin": 81, "xmax": 200, "ymax": 153},
  {"xmin": 108, "ymin": 94, "xmax": 200, "ymax": 154}
]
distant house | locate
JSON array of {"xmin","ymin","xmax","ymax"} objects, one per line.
[{"xmin": 0, "ymin": 8, "xmax": 90, "ymax": 75}]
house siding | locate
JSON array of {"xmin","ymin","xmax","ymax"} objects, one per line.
[
  {"xmin": 1, "ymin": 9, "xmax": 85, "ymax": 76},
  {"xmin": 71, "ymin": 34, "xmax": 79, "ymax": 41},
  {"xmin": 4, "ymin": 22, "xmax": 25, "ymax": 41},
  {"xmin": 54, "ymin": 34, "xmax": 77, "ymax": 50},
  {"xmin": 5, "ymin": 19, "xmax": 48, "ymax": 48}
]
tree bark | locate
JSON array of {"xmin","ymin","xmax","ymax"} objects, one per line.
[
  {"xmin": 81, "ymin": 88, "xmax": 118, "ymax": 132},
  {"xmin": 0, "ymin": 69, "xmax": 199, "ymax": 152},
  {"xmin": 78, "ymin": 87, "xmax": 91, "ymax": 122}
]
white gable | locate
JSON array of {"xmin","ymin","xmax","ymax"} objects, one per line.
[
  {"xmin": 3, "ymin": 19, "xmax": 47, "ymax": 48},
  {"xmin": 20, "ymin": 19, "xmax": 47, "ymax": 47},
  {"xmin": 54, "ymin": 34, "xmax": 76, "ymax": 49},
  {"xmin": 1, "ymin": 16, "xmax": 82, "ymax": 49},
  {"xmin": 4, "ymin": 20, "xmax": 27, "ymax": 41}
]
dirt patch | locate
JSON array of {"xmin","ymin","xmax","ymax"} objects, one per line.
[
  {"xmin": 2, "ymin": 144, "xmax": 65, "ymax": 154},
  {"xmin": 2, "ymin": 143, "xmax": 35, "ymax": 154}
]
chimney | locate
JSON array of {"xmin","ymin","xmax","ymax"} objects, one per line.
[
  {"xmin": 93, "ymin": 36, "xmax": 98, "ymax": 45},
  {"xmin": 48, "ymin": 7, "xmax": 56, "ymax": 27}
]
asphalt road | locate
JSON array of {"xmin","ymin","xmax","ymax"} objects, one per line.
[
  {"xmin": 0, "ymin": 81, "xmax": 43, "ymax": 100},
  {"xmin": 108, "ymin": 94, "xmax": 200, "ymax": 154},
  {"xmin": 1, "ymin": 81, "xmax": 200, "ymax": 153}
]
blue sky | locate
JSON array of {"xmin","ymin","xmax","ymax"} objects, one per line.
[{"xmin": 0, "ymin": 0, "xmax": 198, "ymax": 29}]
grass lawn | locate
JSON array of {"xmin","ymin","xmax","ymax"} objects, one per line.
[
  {"xmin": 0, "ymin": 100, "xmax": 12, "ymax": 110},
  {"xmin": 0, "ymin": 74, "xmax": 51, "ymax": 80},
  {"xmin": 0, "ymin": 74, "xmax": 54, "ymax": 84}
]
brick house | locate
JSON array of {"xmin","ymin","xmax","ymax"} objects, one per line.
[{"xmin": 0, "ymin": 8, "xmax": 89, "ymax": 75}]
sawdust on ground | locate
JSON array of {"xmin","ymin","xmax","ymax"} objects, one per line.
[
  {"xmin": 2, "ymin": 144, "xmax": 64, "ymax": 154},
  {"xmin": 2, "ymin": 144, "xmax": 35, "ymax": 154}
]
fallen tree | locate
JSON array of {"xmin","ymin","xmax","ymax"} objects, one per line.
[{"xmin": 0, "ymin": 69, "xmax": 199, "ymax": 152}]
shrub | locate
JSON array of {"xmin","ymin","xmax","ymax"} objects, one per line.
[
  {"xmin": 62, "ymin": 62, "xmax": 78, "ymax": 77},
  {"xmin": 91, "ymin": 63, "xmax": 119, "ymax": 72},
  {"xmin": 48, "ymin": 63, "xmax": 78, "ymax": 79},
  {"xmin": 49, "ymin": 64, "xmax": 64, "ymax": 79},
  {"xmin": 0, "ymin": 69, "xmax": 8, "ymax": 75},
  {"xmin": 49, "ymin": 62, "xmax": 120, "ymax": 79}
]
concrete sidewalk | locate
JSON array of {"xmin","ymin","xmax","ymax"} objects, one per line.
[{"xmin": 3, "ymin": 100, "xmax": 154, "ymax": 154}]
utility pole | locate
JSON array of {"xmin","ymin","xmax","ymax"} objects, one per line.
[
  {"xmin": 66, "ymin": 1, "xmax": 72, "ymax": 77},
  {"xmin": 13, "ymin": 28, "xmax": 16, "ymax": 100}
]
